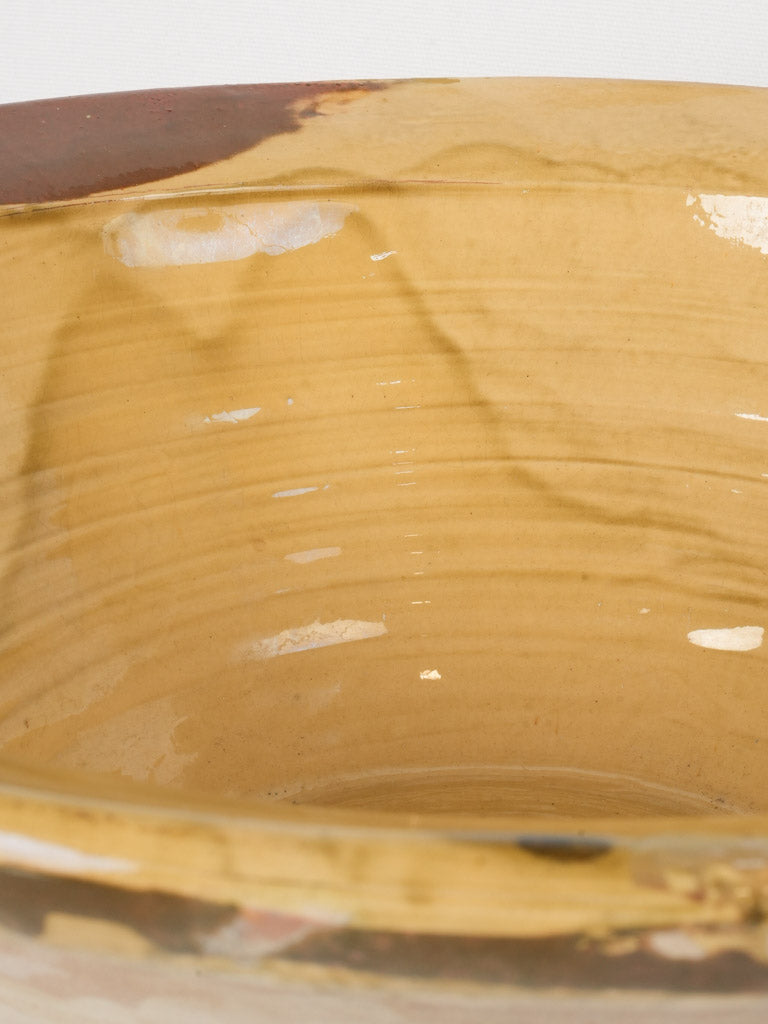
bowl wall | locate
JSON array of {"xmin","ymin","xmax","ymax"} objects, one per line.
[{"xmin": 1, "ymin": 177, "xmax": 767, "ymax": 818}]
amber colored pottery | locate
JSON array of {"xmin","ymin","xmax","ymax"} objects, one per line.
[{"xmin": 4, "ymin": 78, "xmax": 768, "ymax": 1021}]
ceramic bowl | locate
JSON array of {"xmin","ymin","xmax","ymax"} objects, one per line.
[{"xmin": 2, "ymin": 78, "xmax": 768, "ymax": 1022}]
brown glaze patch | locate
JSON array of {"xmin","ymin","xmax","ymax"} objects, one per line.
[
  {"xmin": 0, "ymin": 868, "xmax": 237, "ymax": 954},
  {"xmin": 277, "ymin": 927, "xmax": 768, "ymax": 993},
  {"xmin": 0, "ymin": 81, "xmax": 387, "ymax": 205}
]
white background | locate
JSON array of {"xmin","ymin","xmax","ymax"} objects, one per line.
[{"xmin": 2, "ymin": 0, "xmax": 768, "ymax": 104}]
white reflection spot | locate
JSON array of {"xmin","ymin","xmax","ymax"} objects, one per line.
[
  {"xmin": 370, "ymin": 250, "xmax": 397, "ymax": 261},
  {"xmin": 285, "ymin": 547, "xmax": 342, "ymax": 564},
  {"xmin": 648, "ymin": 929, "xmax": 707, "ymax": 961},
  {"xmin": 687, "ymin": 626, "xmax": 763, "ymax": 652},
  {"xmin": 0, "ymin": 832, "xmax": 134, "ymax": 876},
  {"xmin": 272, "ymin": 486, "xmax": 318, "ymax": 499},
  {"xmin": 204, "ymin": 407, "xmax": 260, "ymax": 424},
  {"xmin": 420, "ymin": 669, "xmax": 442, "ymax": 680},
  {"xmin": 104, "ymin": 201, "xmax": 357, "ymax": 267},
  {"xmin": 736, "ymin": 412, "xmax": 768, "ymax": 423},
  {"xmin": 690, "ymin": 194, "xmax": 768, "ymax": 255},
  {"xmin": 244, "ymin": 618, "xmax": 387, "ymax": 659}
]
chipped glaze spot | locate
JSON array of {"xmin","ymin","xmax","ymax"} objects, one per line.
[
  {"xmin": 420, "ymin": 669, "xmax": 442, "ymax": 680},
  {"xmin": 103, "ymin": 201, "xmax": 356, "ymax": 267},
  {"xmin": 691, "ymin": 194, "xmax": 768, "ymax": 255},
  {"xmin": 687, "ymin": 626, "xmax": 764, "ymax": 652},
  {"xmin": 243, "ymin": 618, "xmax": 387, "ymax": 660}
]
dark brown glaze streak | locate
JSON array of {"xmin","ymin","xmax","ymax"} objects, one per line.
[
  {"xmin": 0, "ymin": 81, "xmax": 388, "ymax": 205},
  {"xmin": 0, "ymin": 867, "xmax": 767, "ymax": 992},
  {"xmin": 515, "ymin": 834, "xmax": 613, "ymax": 861},
  {"xmin": 0, "ymin": 868, "xmax": 237, "ymax": 954},
  {"xmin": 276, "ymin": 927, "xmax": 768, "ymax": 993}
]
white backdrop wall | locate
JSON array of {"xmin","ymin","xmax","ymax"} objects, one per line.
[{"xmin": 2, "ymin": 0, "xmax": 768, "ymax": 104}]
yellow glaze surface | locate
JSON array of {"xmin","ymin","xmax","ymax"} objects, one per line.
[{"xmin": 4, "ymin": 79, "xmax": 768, "ymax": 958}]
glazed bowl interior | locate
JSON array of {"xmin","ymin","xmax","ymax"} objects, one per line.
[{"xmin": 1, "ymin": 168, "xmax": 767, "ymax": 824}]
